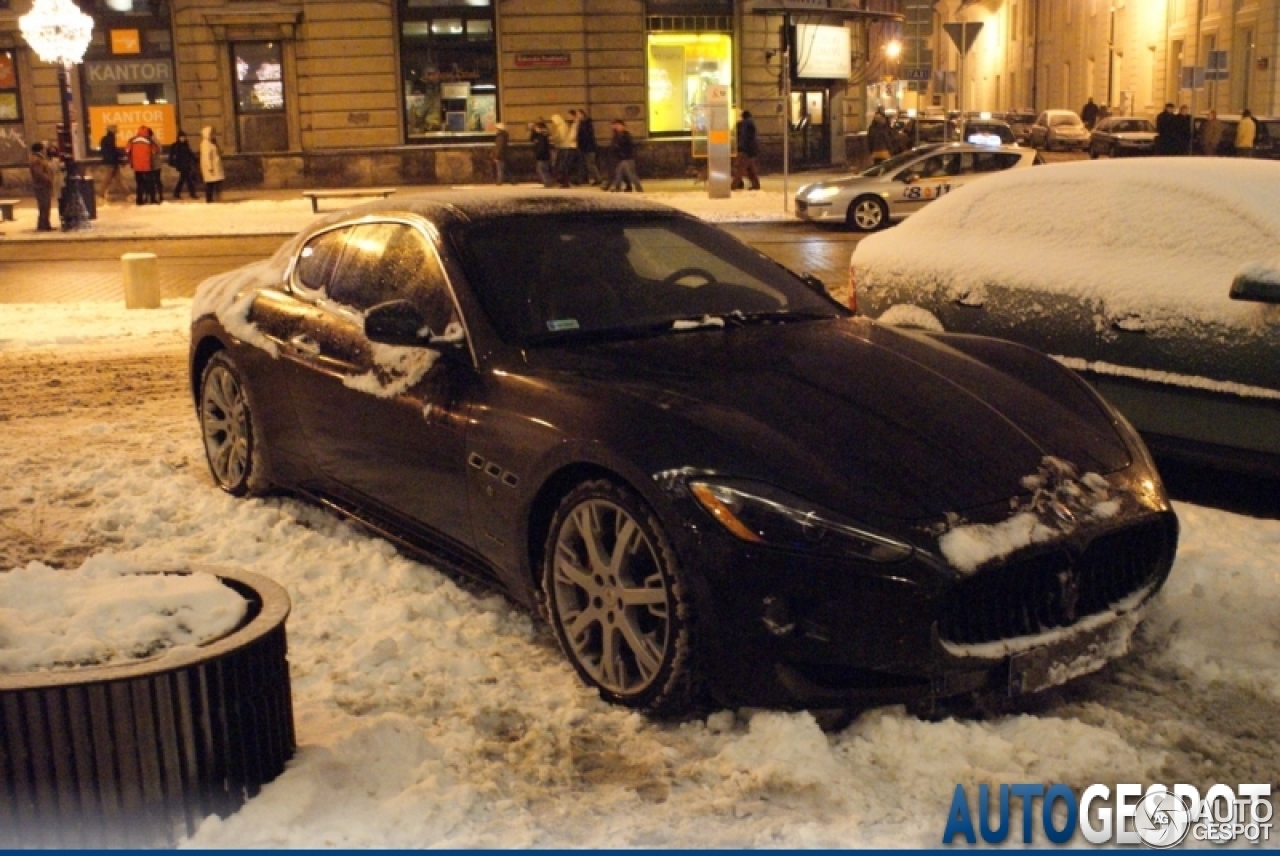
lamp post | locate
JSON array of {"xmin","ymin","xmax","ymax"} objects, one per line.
[{"xmin": 20, "ymin": 0, "xmax": 94, "ymax": 231}]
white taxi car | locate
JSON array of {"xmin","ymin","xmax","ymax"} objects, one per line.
[{"xmin": 795, "ymin": 142, "xmax": 1040, "ymax": 232}]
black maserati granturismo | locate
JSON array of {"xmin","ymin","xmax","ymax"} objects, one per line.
[{"xmin": 189, "ymin": 192, "xmax": 1177, "ymax": 716}]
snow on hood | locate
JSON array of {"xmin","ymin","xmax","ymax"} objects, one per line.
[
  {"xmin": 0, "ymin": 555, "xmax": 246, "ymax": 673},
  {"xmin": 936, "ymin": 456, "xmax": 1128, "ymax": 574},
  {"xmin": 852, "ymin": 158, "xmax": 1280, "ymax": 331}
]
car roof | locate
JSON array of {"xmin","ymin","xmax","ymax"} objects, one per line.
[{"xmin": 309, "ymin": 190, "xmax": 688, "ymax": 230}]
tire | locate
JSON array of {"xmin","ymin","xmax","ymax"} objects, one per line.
[
  {"xmin": 199, "ymin": 351, "xmax": 271, "ymax": 496},
  {"xmin": 541, "ymin": 479, "xmax": 703, "ymax": 716},
  {"xmin": 1110, "ymin": 143, "xmax": 1120, "ymax": 159},
  {"xmin": 847, "ymin": 195, "xmax": 889, "ymax": 232}
]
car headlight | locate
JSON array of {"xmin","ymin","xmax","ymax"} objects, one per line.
[
  {"xmin": 688, "ymin": 479, "xmax": 913, "ymax": 564},
  {"xmin": 802, "ymin": 186, "xmax": 842, "ymax": 202}
]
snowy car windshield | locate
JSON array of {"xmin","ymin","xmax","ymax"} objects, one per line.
[{"xmin": 452, "ymin": 213, "xmax": 843, "ymax": 345}]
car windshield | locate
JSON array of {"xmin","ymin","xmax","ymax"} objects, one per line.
[
  {"xmin": 1050, "ymin": 114, "xmax": 1083, "ymax": 127},
  {"xmin": 451, "ymin": 213, "xmax": 844, "ymax": 346},
  {"xmin": 859, "ymin": 143, "xmax": 943, "ymax": 177},
  {"xmin": 1110, "ymin": 119, "xmax": 1154, "ymax": 133}
]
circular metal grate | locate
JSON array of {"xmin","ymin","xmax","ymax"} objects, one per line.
[{"xmin": 0, "ymin": 567, "xmax": 295, "ymax": 847}]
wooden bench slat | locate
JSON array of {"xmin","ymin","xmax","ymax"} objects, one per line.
[{"xmin": 301, "ymin": 188, "xmax": 396, "ymax": 213}]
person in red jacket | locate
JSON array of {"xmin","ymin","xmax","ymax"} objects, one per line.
[{"xmin": 126, "ymin": 125, "xmax": 161, "ymax": 205}]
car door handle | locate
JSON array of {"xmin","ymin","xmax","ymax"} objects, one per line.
[{"xmin": 288, "ymin": 333, "xmax": 321, "ymax": 356}]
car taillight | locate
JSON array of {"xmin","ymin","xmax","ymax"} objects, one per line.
[{"xmin": 847, "ymin": 265, "xmax": 858, "ymax": 313}]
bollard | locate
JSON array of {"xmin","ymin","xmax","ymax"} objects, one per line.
[{"xmin": 122, "ymin": 251, "xmax": 160, "ymax": 309}]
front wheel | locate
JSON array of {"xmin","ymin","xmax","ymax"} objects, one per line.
[
  {"xmin": 541, "ymin": 479, "xmax": 703, "ymax": 716},
  {"xmin": 199, "ymin": 351, "xmax": 271, "ymax": 496},
  {"xmin": 847, "ymin": 195, "xmax": 889, "ymax": 232}
]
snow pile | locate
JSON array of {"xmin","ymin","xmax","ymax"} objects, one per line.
[
  {"xmin": 0, "ymin": 555, "xmax": 246, "ymax": 673},
  {"xmin": 938, "ymin": 457, "xmax": 1124, "ymax": 574},
  {"xmin": 853, "ymin": 157, "xmax": 1280, "ymax": 330}
]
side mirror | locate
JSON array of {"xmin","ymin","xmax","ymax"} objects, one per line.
[
  {"xmin": 1229, "ymin": 270, "xmax": 1280, "ymax": 304},
  {"xmin": 365, "ymin": 299, "xmax": 465, "ymax": 348}
]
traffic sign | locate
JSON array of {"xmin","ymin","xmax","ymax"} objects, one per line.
[{"xmin": 942, "ymin": 22, "xmax": 983, "ymax": 55}]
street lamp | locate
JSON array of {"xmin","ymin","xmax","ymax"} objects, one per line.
[{"xmin": 20, "ymin": 0, "xmax": 94, "ymax": 231}]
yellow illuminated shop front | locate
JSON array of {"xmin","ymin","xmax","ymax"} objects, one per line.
[{"xmin": 647, "ymin": 32, "xmax": 732, "ymax": 135}]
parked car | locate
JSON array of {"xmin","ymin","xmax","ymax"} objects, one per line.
[
  {"xmin": 850, "ymin": 158, "xmax": 1280, "ymax": 476},
  {"xmin": 1088, "ymin": 116, "xmax": 1157, "ymax": 158},
  {"xmin": 191, "ymin": 191, "xmax": 1177, "ymax": 716},
  {"xmin": 1004, "ymin": 110, "xmax": 1038, "ymax": 144},
  {"xmin": 1029, "ymin": 109, "xmax": 1091, "ymax": 151},
  {"xmin": 892, "ymin": 115, "xmax": 953, "ymax": 147},
  {"xmin": 795, "ymin": 142, "xmax": 1040, "ymax": 231},
  {"xmin": 958, "ymin": 118, "xmax": 1018, "ymax": 146},
  {"xmin": 1193, "ymin": 113, "xmax": 1280, "ymax": 158}
]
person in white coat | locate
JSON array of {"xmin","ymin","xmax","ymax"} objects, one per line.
[{"xmin": 200, "ymin": 126, "xmax": 225, "ymax": 202}]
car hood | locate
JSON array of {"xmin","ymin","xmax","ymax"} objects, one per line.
[{"xmin": 528, "ymin": 318, "xmax": 1129, "ymax": 522}]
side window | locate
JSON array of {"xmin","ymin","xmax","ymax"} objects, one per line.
[
  {"xmin": 327, "ymin": 222, "xmax": 454, "ymax": 329},
  {"xmin": 294, "ymin": 228, "xmax": 349, "ymax": 293},
  {"xmin": 996, "ymin": 153, "xmax": 1024, "ymax": 170}
]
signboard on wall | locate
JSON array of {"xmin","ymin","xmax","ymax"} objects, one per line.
[
  {"xmin": 514, "ymin": 53, "xmax": 571, "ymax": 68},
  {"xmin": 794, "ymin": 24, "xmax": 851, "ymax": 79},
  {"xmin": 88, "ymin": 103, "xmax": 177, "ymax": 149}
]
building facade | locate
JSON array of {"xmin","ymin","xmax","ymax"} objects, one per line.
[
  {"xmin": 0, "ymin": 0, "xmax": 903, "ymax": 189},
  {"xmin": 880, "ymin": 0, "xmax": 1280, "ymax": 121}
]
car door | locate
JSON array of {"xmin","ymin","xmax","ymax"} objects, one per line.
[
  {"xmin": 893, "ymin": 152, "xmax": 959, "ymax": 215},
  {"xmin": 278, "ymin": 220, "xmax": 478, "ymax": 547}
]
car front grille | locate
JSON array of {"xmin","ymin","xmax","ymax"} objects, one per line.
[{"xmin": 938, "ymin": 518, "xmax": 1174, "ymax": 646}]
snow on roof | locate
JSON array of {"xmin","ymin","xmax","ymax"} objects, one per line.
[{"xmin": 852, "ymin": 157, "xmax": 1280, "ymax": 330}]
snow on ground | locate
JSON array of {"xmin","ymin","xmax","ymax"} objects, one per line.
[
  {"xmin": 0, "ymin": 183, "xmax": 795, "ymax": 243},
  {"xmin": 1, "ymin": 304, "xmax": 1278, "ymax": 847}
]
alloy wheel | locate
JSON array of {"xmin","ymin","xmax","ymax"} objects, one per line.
[{"xmin": 200, "ymin": 358, "xmax": 252, "ymax": 493}]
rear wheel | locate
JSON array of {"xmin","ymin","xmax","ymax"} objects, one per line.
[
  {"xmin": 541, "ymin": 479, "xmax": 702, "ymax": 716},
  {"xmin": 199, "ymin": 351, "xmax": 271, "ymax": 496},
  {"xmin": 847, "ymin": 195, "xmax": 889, "ymax": 232}
]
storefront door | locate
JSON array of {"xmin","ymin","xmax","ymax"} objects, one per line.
[{"xmin": 789, "ymin": 89, "xmax": 829, "ymax": 167}]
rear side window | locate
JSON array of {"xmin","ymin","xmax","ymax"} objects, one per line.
[{"xmin": 294, "ymin": 228, "xmax": 348, "ymax": 293}]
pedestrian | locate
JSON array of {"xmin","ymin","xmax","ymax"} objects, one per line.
[
  {"xmin": 146, "ymin": 127, "xmax": 164, "ymax": 203},
  {"xmin": 98, "ymin": 125, "xmax": 127, "ymax": 203},
  {"xmin": 867, "ymin": 111, "xmax": 893, "ymax": 164},
  {"xmin": 550, "ymin": 113, "xmax": 579, "ymax": 187},
  {"xmin": 200, "ymin": 126, "xmax": 225, "ymax": 202},
  {"xmin": 1200, "ymin": 109, "xmax": 1224, "ymax": 156},
  {"xmin": 1154, "ymin": 103, "xmax": 1178, "ymax": 155},
  {"xmin": 604, "ymin": 119, "xmax": 642, "ymax": 192},
  {"xmin": 732, "ymin": 109, "xmax": 760, "ymax": 191},
  {"xmin": 126, "ymin": 125, "xmax": 157, "ymax": 204},
  {"xmin": 574, "ymin": 109, "xmax": 601, "ymax": 185},
  {"xmin": 530, "ymin": 120, "xmax": 553, "ymax": 187},
  {"xmin": 1235, "ymin": 108, "xmax": 1257, "ymax": 158},
  {"xmin": 47, "ymin": 143, "xmax": 66, "ymax": 226},
  {"xmin": 1081, "ymin": 97, "xmax": 1100, "ymax": 130},
  {"xmin": 29, "ymin": 142, "xmax": 55, "ymax": 232},
  {"xmin": 1173, "ymin": 105, "xmax": 1193, "ymax": 155},
  {"xmin": 169, "ymin": 130, "xmax": 200, "ymax": 198},
  {"xmin": 491, "ymin": 122, "xmax": 511, "ymax": 185}
]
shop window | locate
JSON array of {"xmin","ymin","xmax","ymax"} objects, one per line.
[
  {"xmin": 232, "ymin": 41, "xmax": 288, "ymax": 152},
  {"xmin": 646, "ymin": 30, "xmax": 732, "ymax": 135},
  {"xmin": 0, "ymin": 50, "xmax": 24, "ymax": 166},
  {"xmin": 81, "ymin": 1, "xmax": 179, "ymax": 153},
  {"xmin": 400, "ymin": 0, "xmax": 498, "ymax": 138}
]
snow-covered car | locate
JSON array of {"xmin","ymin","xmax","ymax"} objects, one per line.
[
  {"xmin": 1088, "ymin": 116, "xmax": 1157, "ymax": 158},
  {"xmin": 850, "ymin": 158, "xmax": 1280, "ymax": 476},
  {"xmin": 189, "ymin": 192, "xmax": 1177, "ymax": 717},
  {"xmin": 795, "ymin": 142, "xmax": 1039, "ymax": 232},
  {"xmin": 1029, "ymin": 109, "xmax": 1090, "ymax": 151}
]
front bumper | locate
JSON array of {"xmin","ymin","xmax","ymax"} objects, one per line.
[
  {"xmin": 794, "ymin": 197, "xmax": 846, "ymax": 222},
  {"xmin": 662, "ymin": 484, "xmax": 1177, "ymax": 711}
]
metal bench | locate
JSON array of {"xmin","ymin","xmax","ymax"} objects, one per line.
[
  {"xmin": 0, "ymin": 199, "xmax": 18, "ymax": 221},
  {"xmin": 301, "ymin": 187, "xmax": 396, "ymax": 213}
]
